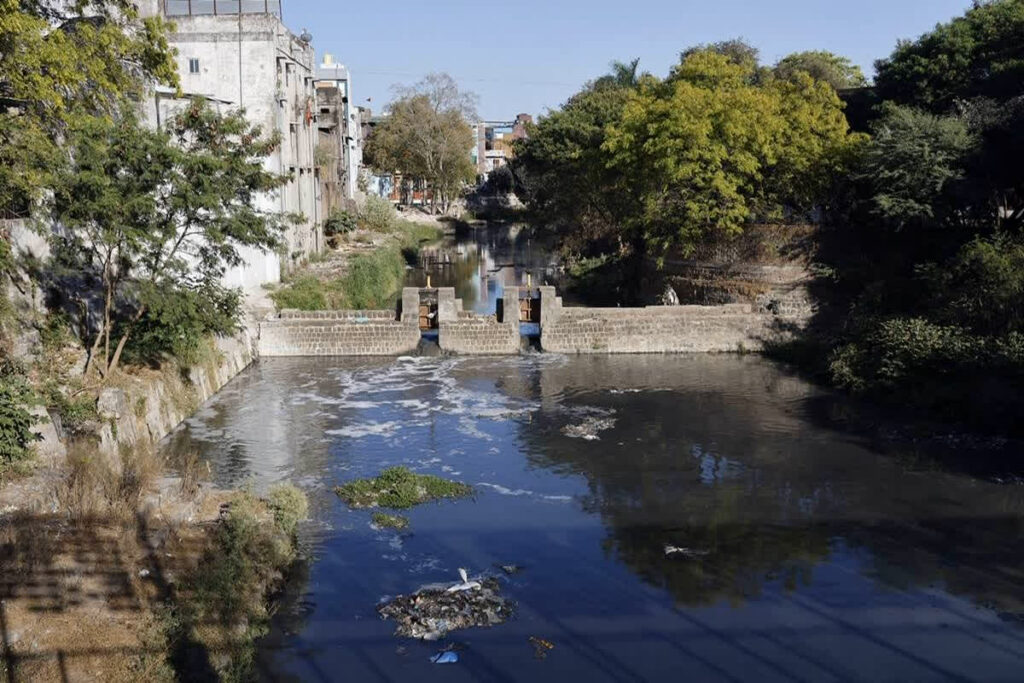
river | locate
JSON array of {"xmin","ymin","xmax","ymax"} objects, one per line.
[{"xmin": 162, "ymin": 227, "xmax": 1024, "ymax": 682}]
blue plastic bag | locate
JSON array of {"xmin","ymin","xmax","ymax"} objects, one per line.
[{"xmin": 430, "ymin": 651, "xmax": 459, "ymax": 664}]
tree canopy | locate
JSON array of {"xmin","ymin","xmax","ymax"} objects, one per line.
[
  {"xmin": 773, "ymin": 51, "xmax": 867, "ymax": 91},
  {"xmin": 874, "ymin": 0, "xmax": 1024, "ymax": 112},
  {"xmin": 365, "ymin": 73, "xmax": 476, "ymax": 213},
  {"xmin": 51, "ymin": 102, "xmax": 290, "ymax": 375},
  {"xmin": 0, "ymin": 0, "xmax": 177, "ymax": 217}
]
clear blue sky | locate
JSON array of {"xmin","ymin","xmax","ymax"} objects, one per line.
[{"xmin": 282, "ymin": 0, "xmax": 972, "ymax": 120}]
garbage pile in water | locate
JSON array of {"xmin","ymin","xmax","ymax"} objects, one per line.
[{"xmin": 378, "ymin": 569, "xmax": 516, "ymax": 640}]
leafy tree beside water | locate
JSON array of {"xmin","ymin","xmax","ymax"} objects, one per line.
[{"xmin": 50, "ymin": 103, "xmax": 290, "ymax": 377}]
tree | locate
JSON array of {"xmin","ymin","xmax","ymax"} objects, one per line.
[
  {"xmin": 366, "ymin": 74, "xmax": 477, "ymax": 213},
  {"xmin": 51, "ymin": 102, "xmax": 290, "ymax": 377},
  {"xmin": 603, "ymin": 49, "xmax": 858, "ymax": 256},
  {"xmin": 0, "ymin": 0, "xmax": 177, "ymax": 217},
  {"xmin": 774, "ymin": 51, "xmax": 867, "ymax": 91},
  {"xmin": 874, "ymin": 0, "xmax": 1024, "ymax": 112}
]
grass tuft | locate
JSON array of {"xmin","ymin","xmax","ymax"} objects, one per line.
[{"xmin": 371, "ymin": 512, "xmax": 410, "ymax": 530}]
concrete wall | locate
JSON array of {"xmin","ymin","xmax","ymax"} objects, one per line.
[{"xmin": 538, "ymin": 287, "xmax": 788, "ymax": 354}]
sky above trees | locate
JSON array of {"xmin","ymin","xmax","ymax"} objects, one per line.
[{"xmin": 283, "ymin": 0, "xmax": 971, "ymax": 119}]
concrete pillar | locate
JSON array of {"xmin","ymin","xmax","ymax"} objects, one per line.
[
  {"xmin": 437, "ymin": 287, "xmax": 459, "ymax": 322},
  {"xmin": 501, "ymin": 288, "xmax": 519, "ymax": 326},
  {"xmin": 401, "ymin": 288, "xmax": 420, "ymax": 324},
  {"xmin": 538, "ymin": 286, "xmax": 562, "ymax": 327}
]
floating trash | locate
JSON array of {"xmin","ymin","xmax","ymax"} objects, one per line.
[
  {"xmin": 430, "ymin": 651, "xmax": 459, "ymax": 664},
  {"xmin": 664, "ymin": 544, "xmax": 711, "ymax": 558},
  {"xmin": 562, "ymin": 416, "xmax": 616, "ymax": 441},
  {"xmin": 495, "ymin": 563, "xmax": 524, "ymax": 575},
  {"xmin": 529, "ymin": 636, "xmax": 555, "ymax": 659},
  {"xmin": 378, "ymin": 572, "xmax": 515, "ymax": 640}
]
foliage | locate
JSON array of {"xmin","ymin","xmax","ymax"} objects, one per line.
[
  {"xmin": 334, "ymin": 466, "xmax": 472, "ymax": 509},
  {"xmin": 372, "ymin": 512, "xmax": 410, "ymax": 530},
  {"xmin": 359, "ymin": 195, "xmax": 398, "ymax": 232},
  {"xmin": 0, "ymin": 360, "xmax": 36, "ymax": 469},
  {"xmin": 270, "ymin": 247, "xmax": 406, "ymax": 311},
  {"xmin": 172, "ymin": 487, "xmax": 307, "ymax": 681},
  {"xmin": 874, "ymin": 0, "xmax": 1024, "ymax": 113},
  {"xmin": 324, "ymin": 207, "xmax": 358, "ymax": 237},
  {"xmin": 365, "ymin": 73, "xmax": 477, "ymax": 213},
  {"xmin": 268, "ymin": 484, "xmax": 309, "ymax": 538},
  {"xmin": 0, "ymin": 0, "xmax": 177, "ymax": 217},
  {"xmin": 857, "ymin": 104, "xmax": 974, "ymax": 231},
  {"xmin": 50, "ymin": 102, "xmax": 289, "ymax": 377},
  {"xmin": 773, "ymin": 51, "xmax": 867, "ymax": 90},
  {"xmin": 604, "ymin": 49, "xmax": 858, "ymax": 255}
]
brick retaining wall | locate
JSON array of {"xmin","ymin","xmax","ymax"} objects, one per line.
[{"xmin": 260, "ymin": 314, "xmax": 420, "ymax": 356}]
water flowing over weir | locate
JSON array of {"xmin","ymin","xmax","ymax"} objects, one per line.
[{"xmin": 161, "ymin": 353, "xmax": 1024, "ymax": 682}]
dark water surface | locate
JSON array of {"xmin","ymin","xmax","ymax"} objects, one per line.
[{"xmin": 162, "ymin": 354, "xmax": 1024, "ymax": 682}]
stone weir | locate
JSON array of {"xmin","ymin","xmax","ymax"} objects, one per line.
[{"xmin": 257, "ymin": 286, "xmax": 802, "ymax": 357}]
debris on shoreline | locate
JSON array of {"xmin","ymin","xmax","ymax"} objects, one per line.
[
  {"xmin": 378, "ymin": 571, "xmax": 515, "ymax": 640},
  {"xmin": 335, "ymin": 466, "xmax": 472, "ymax": 509},
  {"xmin": 562, "ymin": 416, "xmax": 616, "ymax": 441}
]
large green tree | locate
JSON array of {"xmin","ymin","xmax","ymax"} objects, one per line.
[
  {"xmin": 774, "ymin": 51, "xmax": 867, "ymax": 91},
  {"xmin": 604, "ymin": 49, "xmax": 858, "ymax": 256},
  {"xmin": 874, "ymin": 0, "xmax": 1024, "ymax": 112},
  {"xmin": 51, "ymin": 102, "xmax": 289, "ymax": 377},
  {"xmin": 0, "ymin": 0, "xmax": 177, "ymax": 217}
]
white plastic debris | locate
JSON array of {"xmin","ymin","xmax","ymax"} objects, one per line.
[
  {"xmin": 664, "ymin": 545, "xmax": 711, "ymax": 558},
  {"xmin": 446, "ymin": 568, "xmax": 482, "ymax": 593}
]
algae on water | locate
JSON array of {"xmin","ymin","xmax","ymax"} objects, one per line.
[
  {"xmin": 372, "ymin": 512, "xmax": 410, "ymax": 530},
  {"xmin": 335, "ymin": 466, "xmax": 472, "ymax": 509}
]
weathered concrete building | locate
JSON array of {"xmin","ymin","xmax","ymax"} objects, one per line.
[
  {"xmin": 141, "ymin": 0, "xmax": 322, "ymax": 290},
  {"xmin": 314, "ymin": 54, "xmax": 363, "ymax": 215}
]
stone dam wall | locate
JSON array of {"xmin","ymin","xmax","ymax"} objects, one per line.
[
  {"xmin": 256, "ymin": 286, "xmax": 802, "ymax": 357},
  {"xmin": 259, "ymin": 309, "xmax": 420, "ymax": 356}
]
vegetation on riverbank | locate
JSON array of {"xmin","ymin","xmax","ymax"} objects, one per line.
[
  {"xmin": 513, "ymin": 0, "xmax": 1024, "ymax": 431},
  {"xmin": 335, "ymin": 466, "xmax": 472, "ymax": 509},
  {"xmin": 270, "ymin": 199, "xmax": 443, "ymax": 312}
]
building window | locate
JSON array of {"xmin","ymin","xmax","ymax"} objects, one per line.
[{"xmin": 188, "ymin": 58, "xmax": 200, "ymax": 74}]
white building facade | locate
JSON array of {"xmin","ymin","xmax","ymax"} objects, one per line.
[{"xmin": 141, "ymin": 1, "xmax": 322, "ymax": 290}]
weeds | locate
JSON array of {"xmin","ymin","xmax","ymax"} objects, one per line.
[
  {"xmin": 372, "ymin": 512, "xmax": 410, "ymax": 530},
  {"xmin": 335, "ymin": 466, "xmax": 472, "ymax": 509}
]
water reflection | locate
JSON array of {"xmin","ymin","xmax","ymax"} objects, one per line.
[
  {"xmin": 163, "ymin": 355, "xmax": 1024, "ymax": 681},
  {"xmin": 404, "ymin": 223, "xmax": 562, "ymax": 315}
]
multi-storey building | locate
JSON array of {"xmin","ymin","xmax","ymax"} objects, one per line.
[
  {"xmin": 314, "ymin": 54, "xmax": 363, "ymax": 217},
  {"xmin": 141, "ymin": 0, "xmax": 322, "ymax": 289}
]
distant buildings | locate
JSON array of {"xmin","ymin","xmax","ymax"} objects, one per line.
[
  {"xmin": 314, "ymin": 54, "xmax": 364, "ymax": 218},
  {"xmin": 473, "ymin": 114, "xmax": 532, "ymax": 176}
]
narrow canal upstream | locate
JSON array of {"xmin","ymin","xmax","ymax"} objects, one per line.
[{"xmin": 162, "ymin": 226, "xmax": 1024, "ymax": 681}]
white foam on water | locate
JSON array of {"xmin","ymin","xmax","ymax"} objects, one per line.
[
  {"xmin": 325, "ymin": 421, "xmax": 402, "ymax": 438},
  {"xmin": 477, "ymin": 482, "xmax": 573, "ymax": 502}
]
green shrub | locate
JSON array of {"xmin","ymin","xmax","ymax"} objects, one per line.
[
  {"xmin": 0, "ymin": 361, "xmax": 37, "ymax": 469},
  {"xmin": 268, "ymin": 483, "xmax": 309, "ymax": 537},
  {"xmin": 341, "ymin": 248, "xmax": 406, "ymax": 309},
  {"xmin": 123, "ymin": 283, "xmax": 242, "ymax": 367},
  {"xmin": 269, "ymin": 275, "xmax": 337, "ymax": 311},
  {"xmin": 324, "ymin": 207, "xmax": 358, "ymax": 237},
  {"xmin": 359, "ymin": 195, "xmax": 397, "ymax": 233}
]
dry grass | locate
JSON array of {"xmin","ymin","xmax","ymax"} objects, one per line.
[{"xmin": 55, "ymin": 442, "xmax": 163, "ymax": 521}]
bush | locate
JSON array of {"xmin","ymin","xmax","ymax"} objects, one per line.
[
  {"xmin": 124, "ymin": 283, "xmax": 242, "ymax": 367},
  {"xmin": 324, "ymin": 207, "xmax": 357, "ymax": 238},
  {"xmin": 0, "ymin": 361, "xmax": 36, "ymax": 470},
  {"xmin": 340, "ymin": 248, "xmax": 406, "ymax": 309},
  {"xmin": 269, "ymin": 275, "xmax": 340, "ymax": 311},
  {"xmin": 268, "ymin": 484, "xmax": 308, "ymax": 537},
  {"xmin": 359, "ymin": 195, "xmax": 397, "ymax": 233}
]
